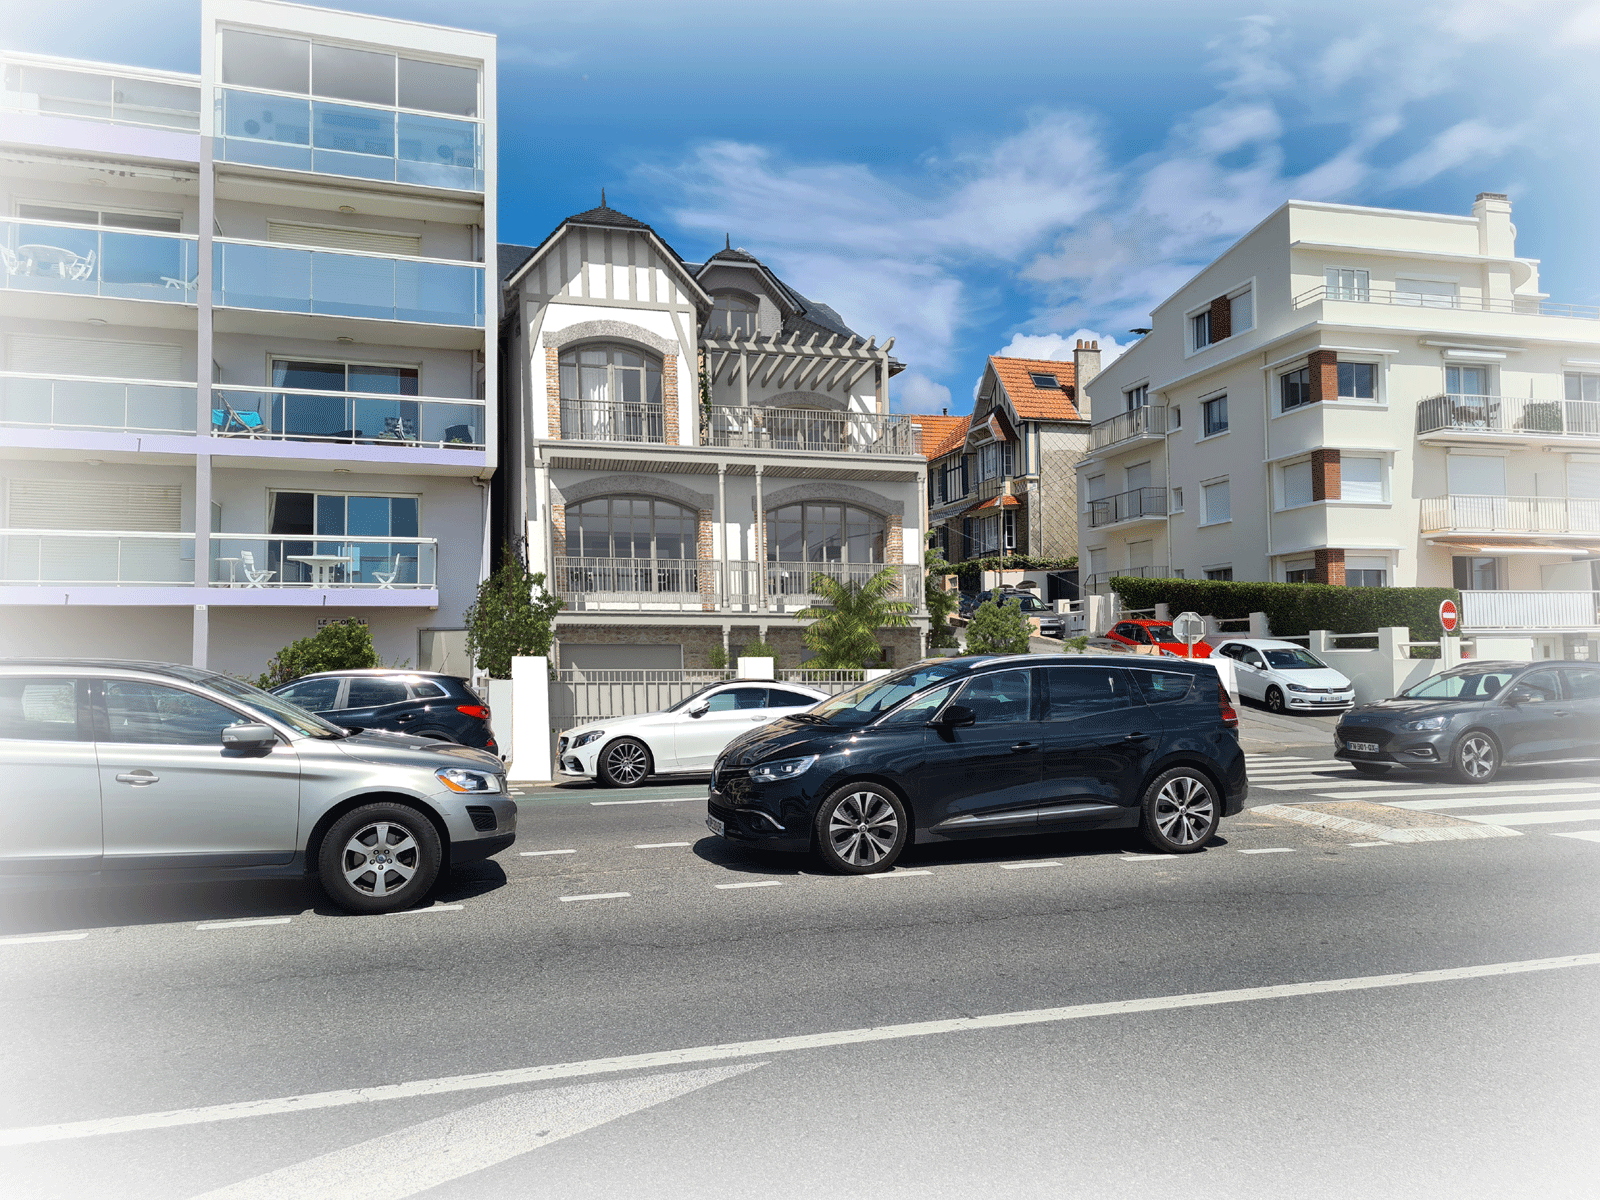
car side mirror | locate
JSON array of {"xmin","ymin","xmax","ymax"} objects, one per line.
[
  {"xmin": 934, "ymin": 704, "xmax": 976, "ymax": 728},
  {"xmin": 1504, "ymin": 687, "xmax": 1536, "ymax": 706},
  {"xmin": 688, "ymin": 702, "xmax": 710, "ymax": 718},
  {"xmin": 222, "ymin": 722, "xmax": 277, "ymax": 749}
]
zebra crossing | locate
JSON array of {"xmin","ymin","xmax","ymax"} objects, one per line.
[{"xmin": 1246, "ymin": 752, "xmax": 1600, "ymax": 843}]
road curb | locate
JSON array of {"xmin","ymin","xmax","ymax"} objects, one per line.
[{"xmin": 1251, "ymin": 803, "xmax": 1523, "ymax": 842}]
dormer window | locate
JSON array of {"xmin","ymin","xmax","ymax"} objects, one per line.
[
  {"xmin": 1029, "ymin": 372, "xmax": 1059, "ymax": 389},
  {"xmin": 710, "ymin": 293, "xmax": 758, "ymax": 337}
]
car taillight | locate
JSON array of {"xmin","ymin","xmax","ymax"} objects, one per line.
[
  {"xmin": 1217, "ymin": 681, "xmax": 1238, "ymax": 731},
  {"xmin": 457, "ymin": 705, "xmax": 489, "ymax": 719}
]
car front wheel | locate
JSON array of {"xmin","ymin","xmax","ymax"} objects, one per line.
[
  {"xmin": 599, "ymin": 737, "xmax": 652, "ymax": 788},
  {"xmin": 815, "ymin": 785, "xmax": 907, "ymax": 874},
  {"xmin": 1139, "ymin": 768, "xmax": 1220, "ymax": 853},
  {"xmin": 317, "ymin": 803, "xmax": 442, "ymax": 914},
  {"xmin": 1451, "ymin": 731, "xmax": 1500, "ymax": 785},
  {"xmin": 1264, "ymin": 686, "xmax": 1286, "ymax": 714}
]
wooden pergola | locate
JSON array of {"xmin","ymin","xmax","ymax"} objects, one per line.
[{"xmin": 700, "ymin": 330, "xmax": 897, "ymax": 410}]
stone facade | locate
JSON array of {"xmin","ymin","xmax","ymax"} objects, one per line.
[
  {"xmin": 1311, "ymin": 448, "xmax": 1342, "ymax": 501},
  {"xmin": 1314, "ymin": 547, "xmax": 1345, "ymax": 585},
  {"xmin": 697, "ymin": 509, "xmax": 715, "ymax": 610},
  {"xmin": 546, "ymin": 346, "xmax": 561, "ymax": 439},
  {"xmin": 1307, "ymin": 349, "xmax": 1339, "ymax": 405}
]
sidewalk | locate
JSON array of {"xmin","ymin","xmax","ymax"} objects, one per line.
[{"xmin": 1236, "ymin": 705, "xmax": 1340, "ymax": 755}]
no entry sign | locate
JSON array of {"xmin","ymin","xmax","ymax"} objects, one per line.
[{"xmin": 1439, "ymin": 598, "xmax": 1459, "ymax": 633}]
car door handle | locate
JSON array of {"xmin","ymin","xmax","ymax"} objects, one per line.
[
  {"xmin": 1124, "ymin": 732, "xmax": 1152, "ymax": 742},
  {"xmin": 1011, "ymin": 741, "xmax": 1037, "ymax": 752},
  {"xmin": 115, "ymin": 770, "xmax": 159, "ymax": 785},
  {"xmin": 396, "ymin": 713, "xmax": 417, "ymax": 721},
  {"xmin": 1553, "ymin": 710, "xmax": 1570, "ymax": 718}
]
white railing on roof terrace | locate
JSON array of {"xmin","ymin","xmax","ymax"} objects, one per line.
[
  {"xmin": 1460, "ymin": 591, "xmax": 1600, "ymax": 630},
  {"xmin": 1, "ymin": 218, "xmax": 198, "ymax": 303},
  {"xmin": 707, "ymin": 406, "xmax": 918, "ymax": 455},
  {"xmin": 1293, "ymin": 284, "xmax": 1599, "ymax": 322},
  {"xmin": 1, "ymin": 55, "xmax": 200, "ymax": 132},
  {"xmin": 1420, "ymin": 496, "xmax": 1600, "ymax": 535},
  {"xmin": 1416, "ymin": 394, "xmax": 1600, "ymax": 440},
  {"xmin": 0, "ymin": 372, "xmax": 196, "ymax": 434}
]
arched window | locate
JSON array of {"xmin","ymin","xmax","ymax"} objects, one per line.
[
  {"xmin": 709, "ymin": 293, "xmax": 758, "ymax": 337},
  {"xmin": 766, "ymin": 503, "xmax": 884, "ymax": 564},
  {"xmin": 558, "ymin": 344, "xmax": 663, "ymax": 441},
  {"xmin": 566, "ymin": 496, "xmax": 695, "ymax": 562}
]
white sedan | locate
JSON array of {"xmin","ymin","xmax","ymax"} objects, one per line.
[
  {"xmin": 1212, "ymin": 638, "xmax": 1356, "ymax": 714},
  {"xmin": 557, "ymin": 680, "xmax": 829, "ymax": 787}
]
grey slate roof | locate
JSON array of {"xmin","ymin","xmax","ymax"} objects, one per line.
[{"xmin": 498, "ymin": 243, "xmax": 535, "ymax": 285}]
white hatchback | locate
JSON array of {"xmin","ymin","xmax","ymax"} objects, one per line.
[
  {"xmin": 557, "ymin": 681, "xmax": 829, "ymax": 787},
  {"xmin": 1212, "ymin": 639, "xmax": 1355, "ymax": 715}
]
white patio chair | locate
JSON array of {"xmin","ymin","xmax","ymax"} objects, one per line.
[
  {"xmin": 373, "ymin": 560, "xmax": 400, "ymax": 589},
  {"xmin": 0, "ymin": 245, "xmax": 22, "ymax": 277},
  {"xmin": 66, "ymin": 250, "xmax": 96, "ymax": 282},
  {"xmin": 238, "ymin": 550, "xmax": 276, "ymax": 588}
]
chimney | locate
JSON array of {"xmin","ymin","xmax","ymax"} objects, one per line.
[
  {"xmin": 1472, "ymin": 192, "xmax": 1514, "ymax": 258},
  {"xmin": 1073, "ymin": 339, "xmax": 1101, "ymax": 418}
]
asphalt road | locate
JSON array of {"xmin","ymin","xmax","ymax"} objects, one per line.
[{"xmin": 3, "ymin": 729, "xmax": 1599, "ymax": 1199}]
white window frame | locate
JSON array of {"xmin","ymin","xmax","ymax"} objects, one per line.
[
  {"xmin": 1228, "ymin": 284, "xmax": 1254, "ymax": 335},
  {"xmin": 1184, "ymin": 278, "xmax": 1255, "ymax": 357},
  {"xmin": 1337, "ymin": 454, "xmax": 1389, "ymax": 505},
  {"xmin": 1170, "ymin": 486, "xmax": 1184, "ymax": 512},
  {"xmin": 1203, "ymin": 564, "xmax": 1233, "ymax": 581},
  {"xmin": 1277, "ymin": 458, "xmax": 1315, "ymax": 511},
  {"xmin": 1124, "ymin": 382, "xmax": 1149, "ymax": 411},
  {"xmin": 1199, "ymin": 393, "xmax": 1229, "ymax": 440},
  {"xmin": 1324, "ymin": 267, "xmax": 1370, "ymax": 301},
  {"xmin": 1200, "ymin": 478, "xmax": 1231, "ymax": 527},
  {"xmin": 1335, "ymin": 359, "xmax": 1380, "ymax": 402}
]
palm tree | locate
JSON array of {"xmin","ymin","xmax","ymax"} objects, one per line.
[{"xmin": 797, "ymin": 566, "xmax": 914, "ymax": 668}]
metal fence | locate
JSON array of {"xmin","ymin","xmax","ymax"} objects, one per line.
[
  {"xmin": 1416, "ymin": 393, "xmax": 1600, "ymax": 439},
  {"xmin": 1087, "ymin": 486, "xmax": 1167, "ymax": 529},
  {"xmin": 549, "ymin": 668, "xmax": 868, "ymax": 731}
]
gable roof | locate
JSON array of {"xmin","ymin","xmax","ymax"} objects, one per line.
[
  {"xmin": 914, "ymin": 414, "xmax": 970, "ymax": 461},
  {"xmin": 501, "ymin": 202, "xmax": 710, "ymax": 308},
  {"xmin": 988, "ymin": 356, "xmax": 1084, "ymax": 421},
  {"xmin": 922, "ymin": 414, "xmax": 971, "ymax": 460},
  {"xmin": 498, "ymin": 243, "xmax": 535, "ymax": 285}
]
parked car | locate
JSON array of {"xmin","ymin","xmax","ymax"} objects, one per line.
[
  {"xmin": 1212, "ymin": 639, "xmax": 1355, "ymax": 714},
  {"xmin": 1335, "ymin": 660, "xmax": 1600, "ymax": 784},
  {"xmin": 968, "ymin": 589, "xmax": 1068, "ymax": 638},
  {"xmin": 0, "ymin": 660, "xmax": 514, "ymax": 913},
  {"xmin": 1105, "ymin": 619, "xmax": 1213, "ymax": 658},
  {"xmin": 706, "ymin": 655, "xmax": 1244, "ymax": 873},
  {"xmin": 272, "ymin": 670, "xmax": 496, "ymax": 752},
  {"xmin": 558, "ymin": 680, "xmax": 828, "ymax": 787}
]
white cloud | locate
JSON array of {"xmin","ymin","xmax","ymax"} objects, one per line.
[
  {"xmin": 994, "ymin": 330, "xmax": 1128, "ymax": 368},
  {"xmin": 893, "ymin": 372, "xmax": 953, "ymax": 415}
]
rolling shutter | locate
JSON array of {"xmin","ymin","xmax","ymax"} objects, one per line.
[
  {"xmin": 1447, "ymin": 454, "xmax": 1505, "ymax": 496},
  {"xmin": 1342, "ymin": 457, "xmax": 1384, "ymax": 503},
  {"xmin": 8, "ymin": 335, "xmax": 183, "ymax": 381},
  {"xmin": 1283, "ymin": 461, "xmax": 1313, "ymax": 507},
  {"xmin": 6, "ymin": 479, "xmax": 182, "ymax": 530},
  {"xmin": 1567, "ymin": 460, "xmax": 1600, "ymax": 499},
  {"xmin": 266, "ymin": 221, "xmax": 421, "ymax": 256}
]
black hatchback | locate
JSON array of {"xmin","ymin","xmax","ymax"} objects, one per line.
[
  {"xmin": 706, "ymin": 655, "xmax": 1245, "ymax": 873},
  {"xmin": 272, "ymin": 670, "xmax": 497, "ymax": 752}
]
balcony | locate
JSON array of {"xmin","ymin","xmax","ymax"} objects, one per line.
[
  {"xmin": 1084, "ymin": 565, "xmax": 1173, "ymax": 594},
  {"xmin": 1090, "ymin": 405, "xmax": 1169, "ymax": 452},
  {"xmin": 209, "ymin": 536, "xmax": 437, "ymax": 589},
  {"xmin": 558, "ymin": 399, "xmax": 665, "ymax": 445},
  {"xmin": 212, "ymin": 240, "xmax": 484, "ymax": 328},
  {"xmin": 1461, "ymin": 590, "xmax": 1600, "ymax": 631},
  {"xmin": 1420, "ymin": 496, "xmax": 1600, "ymax": 539},
  {"xmin": 0, "ymin": 372, "xmax": 195, "ymax": 435},
  {"xmin": 554, "ymin": 557, "xmax": 921, "ymax": 615},
  {"xmin": 2, "ymin": 56, "xmax": 200, "ymax": 132},
  {"xmin": 1, "ymin": 218, "xmax": 198, "ymax": 304},
  {"xmin": 0, "ymin": 530, "xmax": 194, "ymax": 585},
  {"xmin": 1088, "ymin": 486, "xmax": 1167, "ymax": 529},
  {"xmin": 1293, "ymin": 284, "xmax": 1599, "ymax": 322},
  {"xmin": 215, "ymin": 87, "xmax": 483, "ymax": 192},
  {"xmin": 706, "ymin": 406, "xmax": 918, "ymax": 456},
  {"xmin": 213, "ymin": 386, "xmax": 485, "ymax": 449},
  {"xmin": 1416, "ymin": 394, "xmax": 1600, "ymax": 444}
]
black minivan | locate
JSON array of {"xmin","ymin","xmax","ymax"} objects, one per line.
[{"xmin": 707, "ymin": 655, "xmax": 1244, "ymax": 873}]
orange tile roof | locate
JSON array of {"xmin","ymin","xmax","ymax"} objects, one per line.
[
  {"xmin": 960, "ymin": 494, "xmax": 1022, "ymax": 514},
  {"xmin": 919, "ymin": 414, "xmax": 971, "ymax": 460},
  {"xmin": 989, "ymin": 356, "xmax": 1084, "ymax": 421}
]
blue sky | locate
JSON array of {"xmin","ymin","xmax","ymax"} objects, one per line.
[{"xmin": 8, "ymin": 0, "xmax": 1600, "ymax": 413}]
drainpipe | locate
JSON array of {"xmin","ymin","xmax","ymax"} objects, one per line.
[
  {"xmin": 755, "ymin": 465, "xmax": 765, "ymax": 612},
  {"xmin": 1261, "ymin": 355, "xmax": 1274, "ymax": 574}
]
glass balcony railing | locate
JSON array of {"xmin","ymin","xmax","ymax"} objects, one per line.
[
  {"xmin": 212, "ymin": 386, "xmax": 485, "ymax": 448},
  {"xmin": 2, "ymin": 58, "xmax": 200, "ymax": 132},
  {"xmin": 0, "ymin": 530, "xmax": 195, "ymax": 585},
  {"xmin": 215, "ymin": 88, "xmax": 483, "ymax": 191},
  {"xmin": 213, "ymin": 240, "xmax": 483, "ymax": 327},
  {"xmin": 0, "ymin": 372, "xmax": 196, "ymax": 434},
  {"xmin": 0, "ymin": 218, "xmax": 198, "ymax": 303},
  {"xmin": 209, "ymin": 535, "xmax": 437, "ymax": 589}
]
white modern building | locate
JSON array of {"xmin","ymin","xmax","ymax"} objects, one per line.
[
  {"xmin": 0, "ymin": 0, "xmax": 496, "ymax": 677},
  {"xmin": 1079, "ymin": 193, "xmax": 1600, "ymax": 654},
  {"xmin": 498, "ymin": 208, "xmax": 931, "ymax": 670}
]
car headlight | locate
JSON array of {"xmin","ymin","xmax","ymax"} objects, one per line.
[
  {"xmin": 1401, "ymin": 716, "xmax": 1449, "ymax": 731},
  {"xmin": 436, "ymin": 768, "xmax": 502, "ymax": 793},
  {"xmin": 572, "ymin": 730, "xmax": 605, "ymax": 748},
  {"xmin": 1287, "ymin": 683, "xmax": 1311, "ymax": 693},
  {"xmin": 749, "ymin": 754, "xmax": 818, "ymax": 783}
]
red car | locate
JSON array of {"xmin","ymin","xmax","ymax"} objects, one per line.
[{"xmin": 1106, "ymin": 619, "xmax": 1213, "ymax": 658}]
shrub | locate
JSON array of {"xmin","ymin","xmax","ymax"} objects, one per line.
[
  {"xmin": 965, "ymin": 595, "xmax": 1032, "ymax": 655},
  {"xmin": 463, "ymin": 543, "xmax": 564, "ymax": 679},
  {"xmin": 925, "ymin": 544, "xmax": 961, "ymax": 649},
  {"xmin": 798, "ymin": 565, "xmax": 916, "ymax": 668},
  {"xmin": 739, "ymin": 639, "xmax": 780, "ymax": 664},
  {"xmin": 952, "ymin": 555, "xmax": 1078, "ymax": 591},
  {"xmin": 257, "ymin": 618, "xmax": 378, "ymax": 689},
  {"xmin": 1110, "ymin": 577, "xmax": 1461, "ymax": 644},
  {"xmin": 706, "ymin": 645, "xmax": 728, "ymax": 669}
]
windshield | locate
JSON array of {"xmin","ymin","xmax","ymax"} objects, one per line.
[
  {"xmin": 1143, "ymin": 624, "xmax": 1175, "ymax": 641},
  {"xmin": 1263, "ymin": 648, "xmax": 1327, "ymax": 670},
  {"xmin": 808, "ymin": 661, "xmax": 968, "ymax": 726},
  {"xmin": 1400, "ymin": 668, "xmax": 1518, "ymax": 700},
  {"xmin": 207, "ymin": 675, "xmax": 349, "ymax": 738},
  {"xmin": 666, "ymin": 683, "xmax": 724, "ymax": 713}
]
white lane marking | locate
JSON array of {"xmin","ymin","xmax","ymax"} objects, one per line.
[
  {"xmin": 590, "ymin": 797, "xmax": 698, "ymax": 806},
  {"xmin": 1554, "ymin": 831, "xmax": 1600, "ymax": 843},
  {"xmin": 559, "ymin": 892, "xmax": 630, "ymax": 902},
  {"xmin": 1458, "ymin": 808, "xmax": 1600, "ymax": 827},
  {"xmin": 1000, "ymin": 861, "xmax": 1062, "ymax": 870},
  {"xmin": 195, "ymin": 918, "xmax": 292, "ymax": 931},
  {"xmin": 520, "ymin": 849, "xmax": 576, "ymax": 857},
  {"xmin": 864, "ymin": 869, "xmax": 932, "ymax": 880},
  {"xmin": 1251, "ymin": 803, "xmax": 1522, "ymax": 842},
  {"xmin": 1238, "ymin": 848, "xmax": 1296, "ymax": 855},
  {"xmin": 0, "ymin": 932, "xmax": 88, "ymax": 946},
  {"xmin": 635, "ymin": 842, "xmax": 691, "ymax": 849},
  {"xmin": 1349, "ymin": 841, "xmax": 1395, "ymax": 847},
  {"xmin": 189, "ymin": 1064, "xmax": 764, "ymax": 1200},
  {"xmin": 1118, "ymin": 854, "xmax": 1169, "ymax": 861},
  {"xmin": 1380, "ymin": 789, "xmax": 1600, "ymax": 811},
  {"xmin": 1255, "ymin": 778, "xmax": 1413, "ymax": 793},
  {"xmin": 384, "ymin": 905, "xmax": 463, "ymax": 917},
  {"xmin": 1307, "ymin": 778, "xmax": 1600, "ymax": 802},
  {"xmin": 13, "ymin": 950, "xmax": 1600, "ymax": 1147},
  {"xmin": 715, "ymin": 880, "xmax": 782, "ymax": 890}
]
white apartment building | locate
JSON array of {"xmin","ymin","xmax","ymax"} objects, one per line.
[
  {"xmin": 0, "ymin": 0, "xmax": 496, "ymax": 677},
  {"xmin": 1079, "ymin": 193, "xmax": 1600, "ymax": 652},
  {"xmin": 498, "ymin": 208, "xmax": 929, "ymax": 670}
]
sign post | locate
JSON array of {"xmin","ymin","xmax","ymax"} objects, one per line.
[
  {"xmin": 1173, "ymin": 610, "xmax": 1206, "ymax": 659},
  {"xmin": 1439, "ymin": 599, "xmax": 1459, "ymax": 634}
]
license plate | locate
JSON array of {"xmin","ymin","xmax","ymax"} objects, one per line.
[
  {"xmin": 707, "ymin": 815, "xmax": 725, "ymax": 837},
  {"xmin": 1347, "ymin": 741, "xmax": 1379, "ymax": 754}
]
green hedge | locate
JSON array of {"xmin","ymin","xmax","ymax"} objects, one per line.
[
  {"xmin": 1110, "ymin": 577, "xmax": 1461, "ymax": 644},
  {"xmin": 953, "ymin": 555, "xmax": 1078, "ymax": 590}
]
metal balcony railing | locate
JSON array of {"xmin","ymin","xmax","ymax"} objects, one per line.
[
  {"xmin": 1083, "ymin": 565, "xmax": 1173, "ymax": 594},
  {"xmin": 552, "ymin": 558, "xmax": 714, "ymax": 611},
  {"xmin": 208, "ymin": 535, "xmax": 437, "ymax": 589},
  {"xmin": 212, "ymin": 386, "xmax": 485, "ymax": 448},
  {"xmin": 1087, "ymin": 486, "xmax": 1167, "ymax": 528},
  {"xmin": 1460, "ymin": 591, "xmax": 1600, "ymax": 630},
  {"xmin": 0, "ymin": 530, "xmax": 195, "ymax": 585},
  {"xmin": 1416, "ymin": 394, "xmax": 1600, "ymax": 440},
  {"xmin": 706, "ymin": 406, "xmax": 918, "ymax": 455},
  {"xmin": 1090, "ymin": 405, "xmax": 1169, "ymax": 450},
  {"xmin": 1420, "ymin": 496, "xmax": 1600, "ymax": 536},
  {"xmin": 0, "ymin": 371, "xmax": 196, "ymax": 434},
  {"xmin": 212, "ymin": 240, "xmax": 484, "ymax": 327},
  {"xmin": 2, "ymin": 55, "xmax": 200, "ymax": 132},
  {"xmin": 558, "ymin": 399, "xmax": 665, "ymax": 444},
  {"xmin": 1293, "ymin": 285, "xmax": 1599, "ymax": 322},
  {"xmin": 0, "ymin": 217, "xmax": 198, "ymax": 303}
]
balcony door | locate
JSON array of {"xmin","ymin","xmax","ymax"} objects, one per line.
[
  {"xmin": 766, "ymin": 503, "xmax": 886, "ymax": 599},
  {"xmin": 267, "ymin": 491, "xmax": 420, "ymax": 586},
  {"xmin": 563, "ymin": 496, "xmax": 696, "ymax": 594},
  {"xmin": 559, "ymin": 345, "xmax": 663, "ymax": 443},
  {"xmin": 269, "ymin": 359, "xmax": 418, "ymax": 442},
  {"xmin": 1446, "ymin": 454, "xmax": 1507, "ymax": 531}
]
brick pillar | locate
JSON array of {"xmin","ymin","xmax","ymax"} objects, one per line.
[
  {"xmin": 885, "ymin": 513, "xmax": 903, "ymax": 598},
  {"xmin": 1314, "ymin": 548, "xmax": 1345, "ymax": 586},
  {"xmin": 1307, "ymin": 350, "xmax": 1338, "ymax": 405},
  {"xmin": 1208, "ymin": 294, "xmax": 1232, "ymax": 342},
  {"xmin": 1311, "ymin": 448, "xmax": 1341, "ymax": 500},
  {"xmin": 663, "ymin": 355, "xmax": 679, "ymax": 445},
  {"xmin": 546, "ymin": 346, "xmax": 561, "ymax": 439},
  {"xmin": 551, "ymin": 502, "xmax": 566, "ymax": 576},
  {"xmin": 697, "ymin": 508, "xmax": 715, "ymax": 612}
]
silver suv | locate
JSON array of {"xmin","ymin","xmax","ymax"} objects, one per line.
[{"xmin": 0, "ymin": 660, "xmax": 516, "ymax": 913}]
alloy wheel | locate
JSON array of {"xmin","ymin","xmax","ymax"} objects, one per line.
[
  {"xmin": 1153, "ymin": 775, "xmax": 1216, "ymax": 847},
  {"xmin": 828, "ymin": 791, "xmax": 900, "ymax": 868},
  {"xmin": 1459, "ymin": 734, "xmax": 1496, "ymax": 780},
  {"xmin": 605, "ymin": 741, "xmax": 650, "ymax": 785},
  {"xmin": 341, "ymin": 822, "xmax": 420, "ymax": 898}
]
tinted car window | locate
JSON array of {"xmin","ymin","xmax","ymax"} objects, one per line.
[
  {"xmin": 277, "ymin": 678, "xmax": 341, "ymax": 711},
  {"xmin": 706, "ymin": 687, "xmax": 767, "ymax": 712},
  {"xmin": 103, "ymin": 681, "xmax": 246, "ymax": 745},
  {"xmin": 880, "ymin": 682, "xmax": 957, "ymax": 725},
  {"xmin": 810, "ymin": 662, "xmax": 966, "ymax": 725},
  {"xmin": 0, "ymin": 678, "xmax": 82, "ymax": 741},
  {"xmin": 1516, "ymin": 670, "xmax": 1562, "ymax": 702},
  {"xmin": 1561, "ymin": 668, "xmax": 1600, "ymax": 700},
  {"xmin": 346, "ymin": 678, "xmax": 409, "ymax": 709},
  {"xmin": 956, "ymin": 670, "xmax": 1032, "ymax": 724},
  {"xmin": 767, "ymin": 689, "xmax": 816, "ymax": 708},
  {"xmin": 1263, "ymin": 648, "xmax": 1323, "ymax": 670},
  {"xmin": 1132, "ymin": 670, "xmax": 1193, "ymax": 704},
  {"xmin": 410, "ymin": 681, "xmax": 450, "ymax": 699},
  {"xmin": 1402, "ymin": 669, "xmax": 1517, "ymax": 700},
  {"xmin": 1043, "ymin": 666, "xmax": 1132, "ymax": 720}
]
